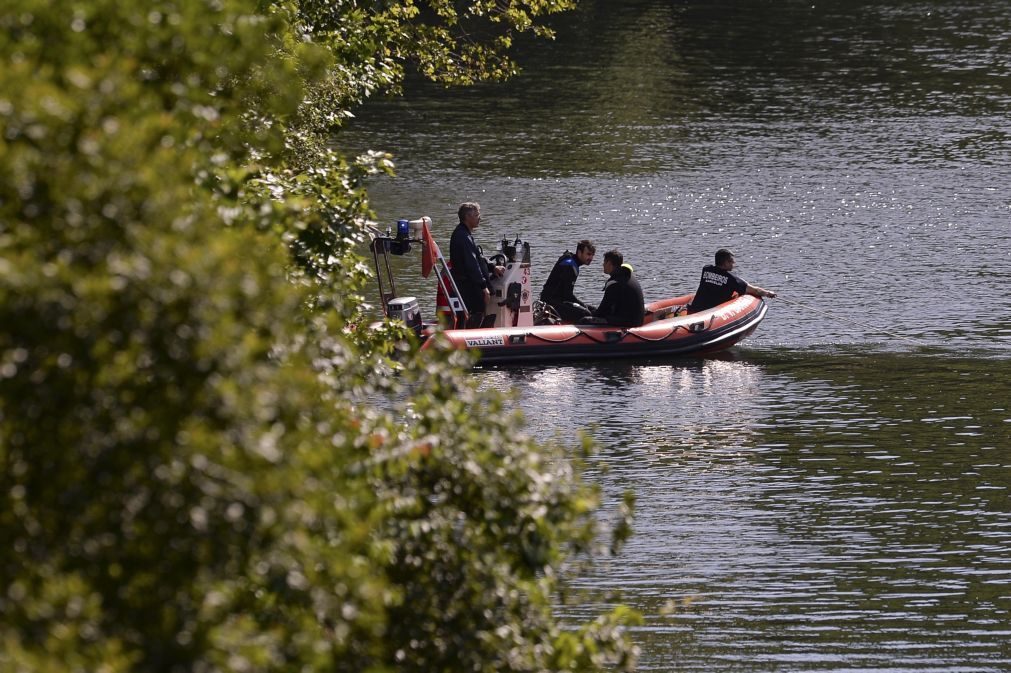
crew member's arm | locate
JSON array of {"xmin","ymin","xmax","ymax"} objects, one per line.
[
  {"xmin": 452, "ymin": 231, "xmax": 492, "ymax": 304},
  {"xmin": 469, "ymin": 244, "xmax": 494, "ymax": 303},
  {"xmin": 450, "ymin": 230, "xmax": 485, "ymax": 286},
  {"xmin": 593, "ymin": 280, "xmax": 617, "ymax": 318},
  {"xmin": 746, "ymin": 283, "xmax": 776, "ymax": 299},
  {"xmin": 560, "ymin": 265, "xmax": 583, "ymax": 305},
  {"xmin": 474, "ymin": 255, "xmax": 492, "ymax": 303},
  {"xmin": 464, "ymin": 244, "xmax": 490, "ymax": 288}
]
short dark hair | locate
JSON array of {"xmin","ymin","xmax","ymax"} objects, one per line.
[
  {"xmin": 458, "ymin": 202, "xmax": 480, "ymax": 222},
  {"xmin": 576, "ymin": 239, "xmax": 596, "ymax": 255},
  {"xmin": 715, "ymin": 248, "xmax": 734, "ymax": 265},
  {"xmin": 603, "ymin": 249, "xmax": 623, "ymax": 267}
]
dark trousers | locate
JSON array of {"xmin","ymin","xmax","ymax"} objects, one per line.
[
  {"xmin": 458, "ymin": 285, "xmax": 489, "ymax": 329},
  {"xmin": 548, "ymin": 300, "xmax": 592, "ymax": 324}
]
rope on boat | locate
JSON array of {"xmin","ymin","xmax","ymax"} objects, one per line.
[
  {"xmin": 525, "ymin": 330, "xmax": 588, "ymax": 344},
  {"xmin": 525, "ymin": 326, "xmax": 637, "ymax": 345},
  {"xmin": 525, "ymin": 313, "xmax": 716, "ymax": 345},
  {"xmin": 775, "ymin": 296, "xmax": 931, "ymax": 347},
  {"xmin": 624, "ymin": 320, "xmax": 694, "ymax": 342}
]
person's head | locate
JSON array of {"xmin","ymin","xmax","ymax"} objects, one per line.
[
  {"xmin": 715, "ymin": 248, "xmax": 735, "ymax": 270},
  {"xmin": 575, "ymin": 239, "xmax": 596, "ymax": 265},
  {"xmin": 458, "ymin": 202, "xmax": 481, "ymax": 230},
  {"xmin": 602, "ymin": 249, "xmax": 623, "ymax": 275}
]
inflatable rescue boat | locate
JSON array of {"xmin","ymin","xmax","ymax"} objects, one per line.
[
  {"xmin": 370, "ymin": 217, "xmax": 768, "ymax": 364},
  {"xmin": 427, "ymin": 294, "xmax": 767, "ymax": 364}
]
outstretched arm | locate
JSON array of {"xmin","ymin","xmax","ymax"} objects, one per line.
[{"xmin": 746, "ymin": 283, "xmax": 776, "ymax": 299}]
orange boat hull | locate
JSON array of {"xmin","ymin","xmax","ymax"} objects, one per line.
[{"xmin": 421, "ymin": 294, "xmax": 768, "ymax": 364}]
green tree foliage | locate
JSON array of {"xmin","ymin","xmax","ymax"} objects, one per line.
[
  {"xmin": 0, "ymin": 1, "xmax": 638, "ymax": 671},
  {"xmin": 284, "ymin": 0, "xmax": 578, "ymax": 117}
]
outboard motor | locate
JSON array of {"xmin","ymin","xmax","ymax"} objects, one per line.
[
  {"xmin": 387, "ymin": 296, "xmax": 423, "ymax": 335},
  {"xmin": 487, "ymin": 238, "xmax": 533, "ymax": 328}
]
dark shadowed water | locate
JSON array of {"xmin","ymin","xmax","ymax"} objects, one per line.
[{"xmin": 342, "ymin": 0, "xmax": 1011, "ymax": 670}]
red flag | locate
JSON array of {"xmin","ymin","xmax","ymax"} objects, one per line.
[{"xmin": 421, "ymin": 220, "xmax": 439, "ymax": 278}]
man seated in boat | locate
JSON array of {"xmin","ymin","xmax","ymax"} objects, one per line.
[
  {"xmin": 581, "ymin": 250, "xmax": 645, "ymax": 328},
  {"xmin": 687, "ymin": 248, "xmax": 777, "ymax": 314},
  {"xmin": 539, "ymin": 239, "xmax": 596, "ymax": 323}
]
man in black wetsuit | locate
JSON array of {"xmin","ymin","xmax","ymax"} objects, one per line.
[
  {"xmin": 687, "ymin": 248, "xmax": 776, "ymax": 314},
  {"xmin": 449, "ymin": 202, "xmax": 502, "ymax": 328},
  {"xmin": 539, "ymin": 239, "xmax": 596, "ymax": 323},
  {"xmin": 588, "ymin": 250, "xmax": 645, "ymax": 327}
]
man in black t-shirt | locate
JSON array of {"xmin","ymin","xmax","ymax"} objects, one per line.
[{"xmin": 687, "ymin": 248, "xmax": 776, "ymax": 314}]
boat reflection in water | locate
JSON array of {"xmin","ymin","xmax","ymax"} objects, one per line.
[{"xmin": 481, "ymin": 354, "xmax": 769, "ymax": 459}]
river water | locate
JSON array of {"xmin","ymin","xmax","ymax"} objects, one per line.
[{"xmin": 342, "ymin": 1, "xmax": 1011, "ymax": 670}]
